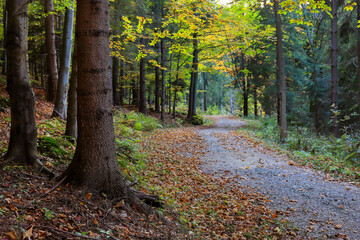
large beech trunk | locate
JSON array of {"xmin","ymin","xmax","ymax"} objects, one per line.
[
  {"xmin": 5, "ymin": 0, "xmax": 38, "ymax": 166},
  {"xmin": 45, "ymin": 0, "xmax": 58, "ymax": 103}
]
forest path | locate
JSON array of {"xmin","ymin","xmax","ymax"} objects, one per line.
[{"xmin": 198, "ymin": 116, "xmax": 360, "ymax": 239}]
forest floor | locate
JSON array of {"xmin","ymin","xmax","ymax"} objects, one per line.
[
  {"xmin": 1, "ymin": 80, "xmax": 359, "ymax": 239},
  {"xmin": 198, "ymin": 116, "xmax": 360, "ymax": 239}
]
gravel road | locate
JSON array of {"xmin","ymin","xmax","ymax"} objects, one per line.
[{"xmin": 199, "ymin": 116, "xmax": 360, "ymax": 239}]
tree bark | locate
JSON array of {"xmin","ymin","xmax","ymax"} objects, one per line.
[
  {"xmin": 53, "ymin": 7, "xmax": 74, "ymax": 118},
  {"xmin": 2, "ymin": 0, "xmax": 7, "ymax": 75},
  {"xmin": 139, "ymin": 38, "xmax": 147, "ymax": 114},
  {"xmin": 331, "ymin": 0, "xmax": 339, "ymax": 137},
  {"xmin": 160, "ymin": 36, "xmax": 166, "ymax": 121},
  {"xmin": 112, "ymin": 56, "xmax": 119, "ymax": 106},
  {"xmin": 254, "ymin": 86, "xmax": 258, "ymax": 117},
  {"xmin": 119, "ymin": 60, "xmax": 125, "ymax": 105},
  {"xmin": 45, "ymin": 0, "xmax": 58, "ymax": 103},
  {"xmin": 62, "ymin": 0, "xmax": 136, "ymax": 201},
  {"xmin": 154, "ymin": 42, "xmax": 160, "ymax": 113},
  {"xmin": 243, "ymin": 74, "xmax": 249, "ymax": 117},
  {"xmin": 274, "ymin": 0, "xmax": 287, "ymax": 141},
  {"xmin": 357, "ymin": 0, "xmax": 360, "ymax": 120},
  {"xmin": 203, "ymin": 72, "xmax": 207, "ymax": 112},
  {"xmin": 172, "ymin": 51, "xmax": 181, "ymax": 118},
  {"xmin": 5, "ymin": 0, "xmax": 38, "ymax": 167},
  {"xmin": 65, "ymin": 44, "xmax": 77, "ymax": 139},
  {"xmin": 187, "ymin": 32, "xmax": 199, "ymax": 119}
]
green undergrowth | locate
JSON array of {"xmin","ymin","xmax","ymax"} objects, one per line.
[
  {"xmin": 241, "ymin": 116, "xmax": 360, "ymax": 182},
  {"xmin": 113, "ymin": 110, "xmax": 162, "ymax": 182},
  {"xmin": 34, "ymin": 109, "xmax": 162, "ymax": 183}
]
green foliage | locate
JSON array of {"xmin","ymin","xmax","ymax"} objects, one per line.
[
  {"xmin": 189, "ymin": 115, "xmax": 204, "ymax": 125},
  {"xmin": 37, "ymin": 136, "xmax": 73, "ymax": 160},
  {"xmin": 114, "ymin": 111, "xmax": 162, "ymax": 132}
]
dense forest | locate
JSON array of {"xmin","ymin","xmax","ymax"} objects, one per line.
[{"xmin": 1, "ymin": 0, "xmax": 360, "ymax": 239}]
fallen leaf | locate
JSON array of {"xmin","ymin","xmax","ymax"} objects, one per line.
[
  {"xmin": 86, "ymin": 193, "xmax": 93, "ymax": 199},
  {"xmin": 22, "ymin": 226, "xmax": 33, "ymax": 240}
]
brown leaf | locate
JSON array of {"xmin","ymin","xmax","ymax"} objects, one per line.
[
  {"xmin": 86, "ymin": 193, "xmax": 93, "ymax": 199},
  {"xmin": 5, "ymin": 230, "xmax": 18, "ymax": 240},
  {"xmin": 22, "ymin": 226, "xmax": 33, "ymax": 240}
]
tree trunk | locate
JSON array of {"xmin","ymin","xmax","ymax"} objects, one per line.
[
  {"xmin": 160, "ymin": 36, "xmax": 166, "ymax": 121},
  {"xmin": 45, "ymin": 0, "xmax": 58, "ymax": 103},
  {"xmin": 274, "ymin": 0, "xmax": 287, "ymax": 141},
  {"xmin": 5, "ymin": 0, "xmax": 38, "ymax": 167},
  {"xmin": 203, "ymin": 72, "xmax": 207, "ymax": 112},
  {"xmin": 63, "ymin": 0, "xmax": 139, "ymax": 201},
  {"xmin": 119, "ymin": 60, "xmax": 125, "ymax": 105},
  {"xmin": 139, "ymin": 40, "xmax": 147, "ymax": 114},
  {"xmin": 155, "ymin": 43, "xmax": 160, "ymax": 113},
  {"xmin": 112, "ymin": 56, "xmax": 119, "ymax": 106},
  {"xmin": 254, "ymin": 86, "xmax": 258, "ymax": 117},
  {"xmin": 357, "ymin": 0, "xmax": 360, "ymax": 120},
  {"xmin": 172, "ymin": 51, "xmax": 181, "ymax": 118},
  {"xmin": 187, "ymin": 32, "xmax": 198, "ymax": 119},
  {"xmin": 331, "ymin": 0, "xmax": 339, "ymax": 136},
  {"xmin": 243, "ymin": 74, "xmax": 248, "ymax": 117},
  {"xmin": 53, "ymin": 7, "xmax": 74, "ymax": 118},
  {"xmin": 2, "ymin": 0, "xmax": 7, "ymax": 75},
  {"xmin": 65, "ymin": 44, "xmax": 77, "ymax": 139}
]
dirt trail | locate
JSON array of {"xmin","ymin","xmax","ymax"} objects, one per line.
[{"xmin": 199, "ymin": 116, "xmax": 360, "ymax": 239}]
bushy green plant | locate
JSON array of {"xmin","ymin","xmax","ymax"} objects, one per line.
[
  {"xmin": 189, "ymin": 115, "xmax": 204, "ymax": 125},
  {"xmin": 114, "ymin": 111, "xmax": 162, "ymax": 132}
]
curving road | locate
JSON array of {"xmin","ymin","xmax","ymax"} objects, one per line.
[{"xmin": 199, "ymin": 116, "xmax": 360, "ymax": 239}]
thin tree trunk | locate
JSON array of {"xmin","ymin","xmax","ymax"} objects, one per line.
[
  {"xmin": 160, "ymin": 35, "xmax": 166, "ymax": 121},
  {"xmin": 331, "ymin": 0, "xmax": 339, "ymax": 136},
  {"xmin": 203, "ymin": 72, "xmax": 207, "ymax": 112},
  {"xmin": 40, "ymin": 54, "xmax": 45, "ymax": 88},
  {"xmin": 172, "ymin": 51, "xmax": 181, "ymax": 118},
  {"xmin": 187, "ymin": 32, "xmax": 198, "ymax": 119},
  {"xmin": 243, "ymin": 74, "xmax": 249, "ymax": 117},
  {"xmin": 65, "ymin": 44, "xmax": 77, "ymax": 139},
  {"xmin": 119, "ymin": 60, "xmax": 125, "ymax": 105},
  {"xmin": 53, "ymin": 7, "xmax": 74, "ymax": 118},
  {"xmin": 2, "ymin": 0, "xmax": 7, "ymax": 75},
  {"xmin": 139, "ymin": 38, "xmax": 147, "ymax": 114},
  {"xmin": 112, "ymin": 56, "xmax": 119, "ymax": 105},
  {"xmin": 155, "ymin": 43, "xmax": 160, "ymax": 113},
  {"xmin": 254, "ymin": 86, "xmax": 258, "ymax": 117},
  {"xmin": 357, "ymin": 0, "xmax": 360, "ymax": 120},
  {"xmin": 5, "ymin": 0, "xmax": 38, "ymax": 167},
  {"xmin": 167, "ymin": 54, "xmax": 173, "ymax": 114},
  {"xmin": 274, "ymin": 0, "xmax": 287, "ymax": 141},
  {"xmin": 45, "ymin": 0, "xmax": 58, "ymax": 102}
]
